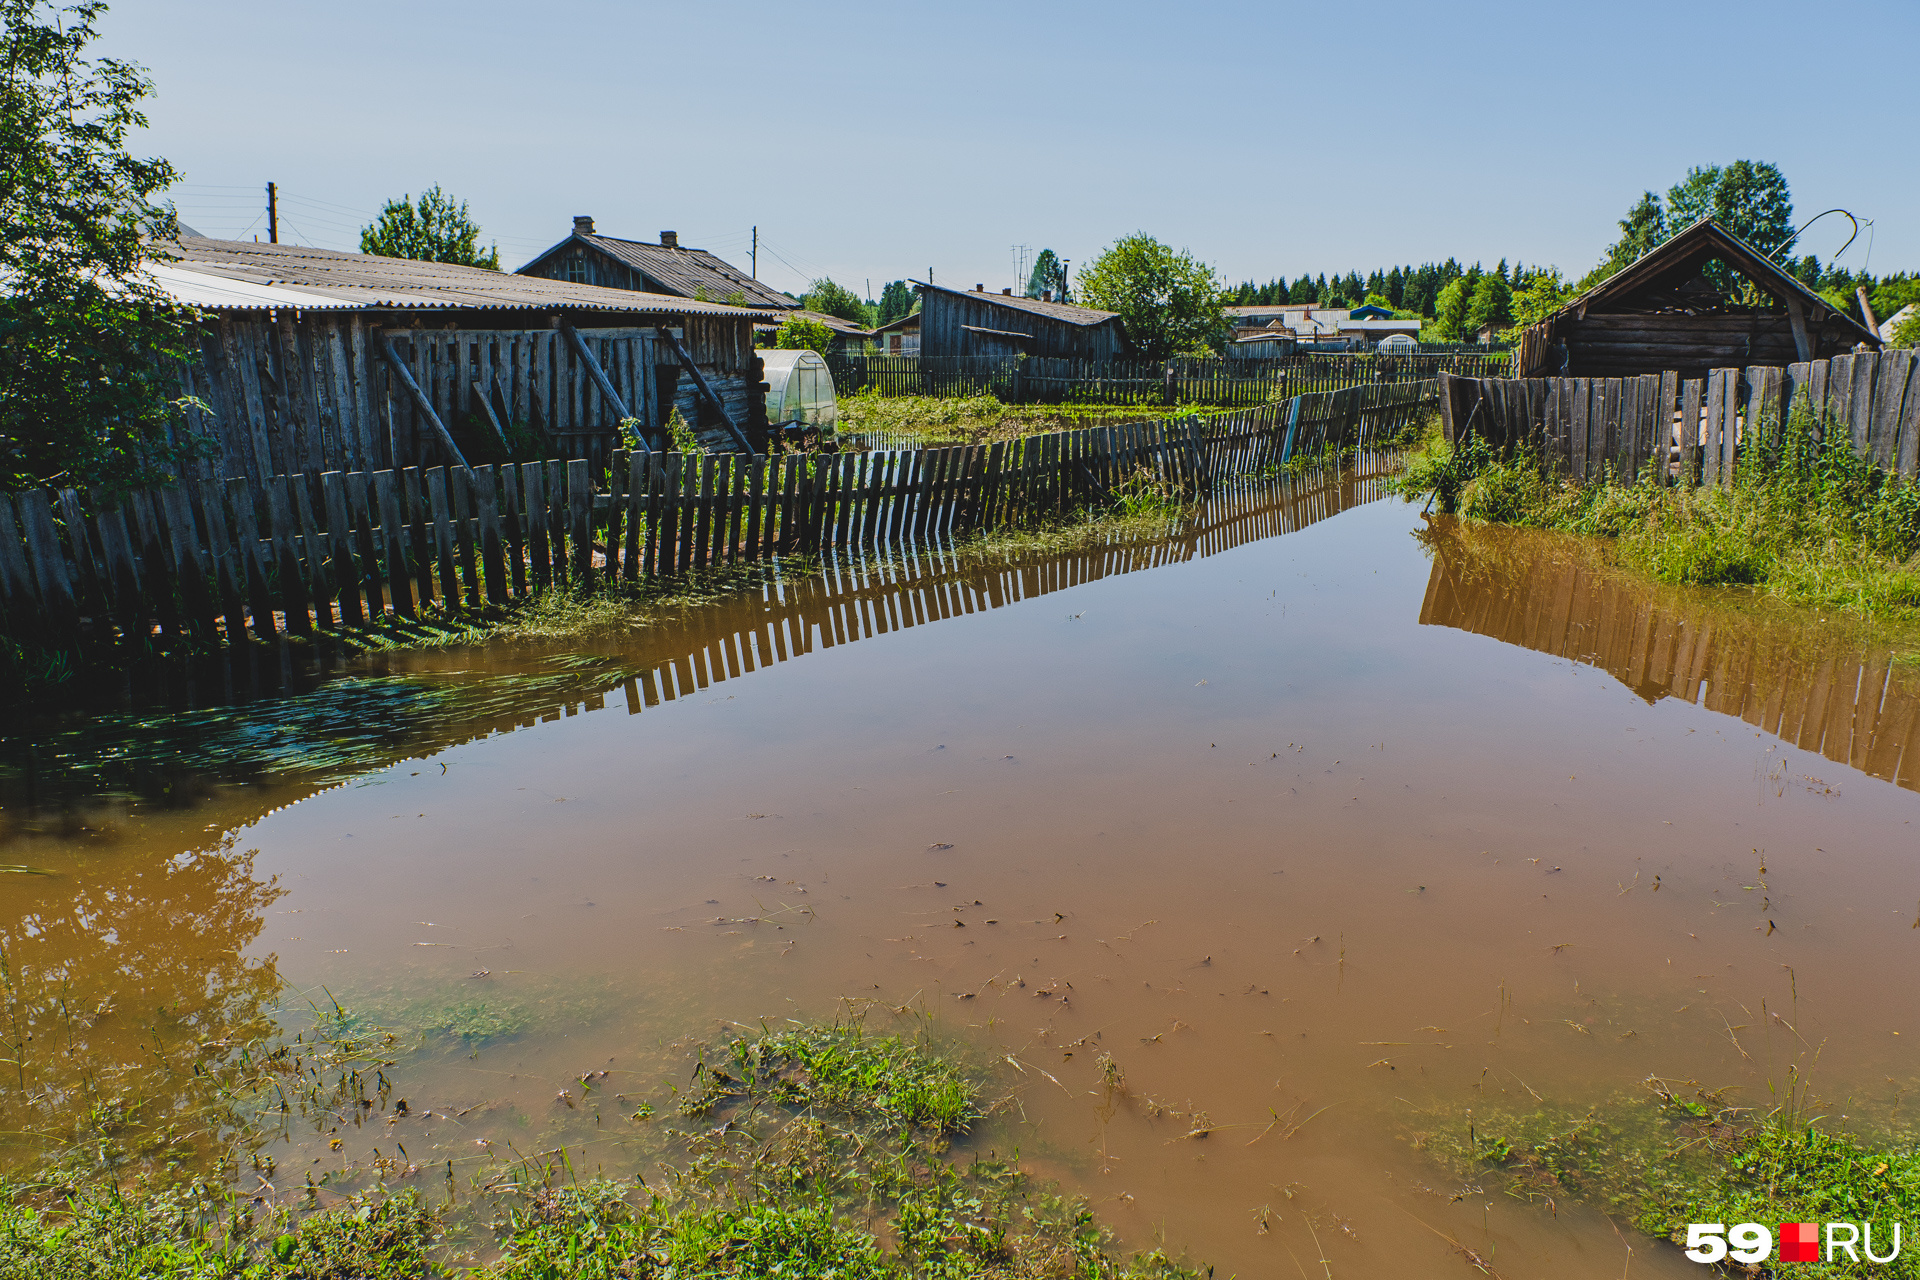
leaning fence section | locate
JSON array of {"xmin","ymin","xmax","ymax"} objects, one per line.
[
  {"xmin": 0, "ymin": 383, "xmax": 1432, "ymax": 658},
  {"xmin": 829, "ymin": 352, "xmax": 1506, "ymax": 404},
  {"xmin": 1438, "ymin": 349, "xmax": 1920, "ymax": 486}
]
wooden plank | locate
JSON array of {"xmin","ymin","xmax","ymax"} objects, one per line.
[
  {"xmin": 227, "ymin": 477, "xmax": 275, "ymax": 636},
  {"xmin": 450, "ymin": 464, "xmax": 480, "ymax": 608},
  {"xmin": 522, "ymin": 462, "xmax": 550, "ymax": 589},
  {"xmin": 0, "ymin": 496, "xmax": 40, "ymax": 630},
  {"xmin": 373, "ymin": 469, "xmax": 413, "ymax": 619},
  {"xmin": 693, "ymin": 454, "xmax": 717, "ymax": 569},
  {"xmin": 604, "ymin": 448, "xmax": 628, "ymax": 580},
  {"xmin": 744, "ymin": 454, "xmax": 765, "ymax": 562},
  {"xmin": 643, "ymin": 453, "xmax": 668, "ymax": 579},
  {"xmin": 322, "ymin": 471, "xmax": 364, "ymax": 625},
  {"xmin": 724, "ymin": 454, "xmax": 745, "ymax": 563},
  {"xmin": 1898, "ymin": 354, "xmax": 1920, "ymax": 478},
  {"xmin": 625, "ymin": 452, "xmax": 648, "ymax": 579},
  {"xmin": 1720, "ymin": 368, "xmax": 1743, "ymax": 484},
  {"xmin": 1568, "ymin": 379, "xmax": 1590, "ymax": 482},
  {"xmin": 676, "ymin": 453, "xmax": 699, "ymax": 574},
  {"xmin": 1850, "ymin": 350, "xmax": 1879, "ymax": 458},
  {"xmin": 545, "ymin": 459, "xmax": 568, "ymax": 585},
  {"xmin": 426, "ymin": 467, "xmax": 459, "ymax": 605},
  {"xmin": 1701, "ymin": 371, "xmax": 1726, "ymax": 487},
  {"xmin": 568, "ymin": 458, "xmax": 593, "ymax": 586},
  {"xmin": 498, "ymin": 463, "xmax": 526, "ymax": 597},
  {"xmin": 263, "ymin": 477, "xmax": 312, "ymax": 634},
  {"xmin": 380, "ymin": 338, "xmax": 470, "ymax": 470},
  {"xmin": 1827, "ymin": 354, "xmax": 1856, "ymax": 450},
  {"xmin": 92, "ymin": 495, "xmax": 143, "ymax": 639},
  {"xmin": 1679, "ymin": 378, "xmax": 1704, "ymax": 486},
  {"xmin": 1869, "ymin": 349, "xmax": 1911, "ymax": 470},
  {"xmin": 54, "ymin": 488, "xmax": 104, "ymax": 621},
  {"xmin": 472, "ymin": 465, "xmax": 508, "ymax": 604},
  {"xmin": 1657, "ymin": 371, "xmax": 1679, "ymax": 483},
  {"xmin": 401, "ymin": 466, "xmax": 436, "ymax": 609},
  {"xmin": 292, "ymin": 476, "xmax": 333, "ymax": 627}
]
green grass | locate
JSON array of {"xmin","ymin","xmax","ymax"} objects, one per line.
[
  {"xmin": 835, "ymin": 391, "xmax": 1219, "ymax": 446},
  {"xmin": 1416, "ymin": 1084, "xmax": 1920, "ymax": 1278},
  {"xmin": 1395, "ymin": 410, "xmax": 1920, "ymax": 625},
  {"xmin": 2, "ymin": 1019, "xmax": 1206, "ymax": 1279}
]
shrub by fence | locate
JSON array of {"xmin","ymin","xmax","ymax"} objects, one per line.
[
  {"xmin": 828, "ymin": 352, "xmax": 1507, "ymax": 405},
  {"xmin": 0, "ymin": 383, "xmax": 1432, "ymax": 660},
  {"xmin": 1438, "ymin": 349, "xmax": 1920, "ymax": 486}
]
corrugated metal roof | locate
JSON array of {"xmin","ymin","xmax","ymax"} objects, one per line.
[
  {"xmin": 751, "ymin": 309, "xmax": 872, "ymax": 337},
  {"xmin": 519, "ymin": 232, "xmax": 798, "ymax": 310},
  {"xmin": 918, "ymin": 283, "xmax": 1120, "ymax": 327},
  {"xmin": 156, "ymin": 237, "xmax": 781, "ymax": 318}
]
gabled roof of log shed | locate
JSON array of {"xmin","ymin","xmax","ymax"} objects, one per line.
[
  {"xmin": 153, "ymin": 238, "xmax": 783, "ymax": 318},
  {"xmin": 916, "ymin": 282, "xmax": 1122, "ymax": 326},
  {"xmin": 1544, "ymin": 218, "xmax": 1880, "ymax": 343},
  {"xmin": 750, "ymin": 309, "xmax": 873, "ymax": 338},
  {"xmin": 517, "ymin": 231, "xmax": 797, "ymax": 310}
]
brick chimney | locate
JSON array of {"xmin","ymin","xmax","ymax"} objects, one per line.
[
  {"xmin": 573, "ymin": 215, "xmax": 594, "ymax": 235},
  {"xmin": 660, "ymin": 231, "xmax": 679, "ymax": 248},
  {"xmin": 975, "ymin": 283, "xmax": 984, "ymax": 291},
  {"xmin": 1002, "ymin": 288, "xmax": 1012, "ymax": 295}
]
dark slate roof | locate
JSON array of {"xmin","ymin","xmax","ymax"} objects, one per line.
[
  {"xmin": 751, "ymin": 309, "xmax": 872, "ymax": 338},
  {"xmin": 918, "ymin": 282, "xmax": 1121, "ymax": 327},
  {"xmin": 1548, "ymin": 217, "xmax": 1880, "ymax": 343},
  {"xmin": 160, "ymin": 238, "xmax": 781, "ymax": 317},
  {"xmin": 518, "ymin": 232, "xmax": 797, "ymax": 310}
]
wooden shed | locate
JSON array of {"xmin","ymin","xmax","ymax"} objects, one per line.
[
  {"xmin": 915, "ymin": 283, "xmax": 1130, "ymax": 361},
  {"xmin": 1514, "ymin": 218, "xmax": 1881, "ymax": 380},
  {"xmin": 154, "ymin": 237, "xmax": 780, "ymax": 481}
]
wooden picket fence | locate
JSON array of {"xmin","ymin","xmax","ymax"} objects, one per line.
[
  {"xmin": 828, "ymin": 352, "xmax": 1508, "ymax": 405},
  {"xmin": 1439, "ymin": 348, "xmax": 1920, "ymax": 485},
  {"xmin": 0, "ymin": 384, "xmax": 1433, "ymax": 659}
]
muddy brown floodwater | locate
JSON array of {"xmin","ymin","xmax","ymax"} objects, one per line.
[{"xmin": 7, "ymin": 461, "xmax": 1920, "ymax": 1278}]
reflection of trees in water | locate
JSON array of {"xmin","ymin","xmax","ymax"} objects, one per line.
[
  {"xmin": 1418, "ymin": 518, "xmax": 1920, "ymax": 791},
  {"xmin": 0, "ymin": 839, "xmax": 285, "ymax": 1176}
]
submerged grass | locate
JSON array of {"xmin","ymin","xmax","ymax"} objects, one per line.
[
  {"xmin": 835, "ymin": 391, "xmax": 1215, "ymax": 447},
  {"xmin": 1416, "ymin": 1081, "xmax": 1920, "ymax": 1277},
  {"xmin": 1, "ymin": 1019, "xmax": 1205, "ymax": 1279},
  {"xmin": 1394, "ymin": 409, "xmax": 1920, "ymax": 625}
]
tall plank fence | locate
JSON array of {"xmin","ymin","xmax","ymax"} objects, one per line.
[
  {"xmin": 829, "ymin": 352, "xmax": 1507, "ymax": 405},
  {"xmin": 0, "ymin": 384, "xmax": 1433, "ymax": 659},
  {"xmin": 1440, "ymin": 349, "xmax": 1920, "ymax": 485}
]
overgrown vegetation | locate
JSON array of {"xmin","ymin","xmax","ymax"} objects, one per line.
[
  {"xmin": 836, "ymin": 390, "xmax": 1227, "ymax": 446},
  {"xmin": 1417, "ymin": 1079, "xmax": 1920, "ymax": 1278},
  {"xmin": 0, "ymin": 1021, "xmax": 1204, "ymax": 1279},
  {"xmin": 1394, "ymin": 410, "xmax": 1920, "ymax": 624}
]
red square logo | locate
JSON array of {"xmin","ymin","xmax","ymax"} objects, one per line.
[{"xmin": 1779, "ymin": 1222, "xmax": 1820, "ymax": 1263}]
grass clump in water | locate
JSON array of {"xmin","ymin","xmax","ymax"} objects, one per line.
[
  {"xmin": 1394, "ymin": 409, "xmax": 1920, "ymax": 625},
  {"xmin": 2, "ymin": 1019, "xmax": 1204, "ymax": 1279},
  {"xmin": 1417, "ymin": 1080, "xmax": 1920, "ymax": 1275}
]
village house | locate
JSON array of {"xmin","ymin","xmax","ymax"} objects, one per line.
[
  {"xmin": 515, "ymin": 218, "xmax": 872, "ymax": 351},
  {"xmin": 914, "ymin": 283, "xmax": 1130, "ymax": 360},
  {"xmin": 1226, "ymin": 303, "xmax": 1420, "ymax": 351},
  {"xmin": 1513, "ymin": 218, "xmax": 1882, "ymax": 379},
  {"xmin": 152, "ymin": 236, "xmax": 780, "ymax": 481},
  {"xmin": 870, "ymin": 311, "xmax": 920, "ymax": 356}
]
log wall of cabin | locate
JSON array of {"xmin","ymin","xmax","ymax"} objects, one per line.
[
  {"xmin": 1557, "ymin": 312, "xmax": 1867, "ymax": 380},
  {"xmin": 919, "ymin": 290, "xmax": 1125, "ymax": 361},
  {"xmin": 174, "ymin": 311, "xmax": 765, "ymax": 481}
]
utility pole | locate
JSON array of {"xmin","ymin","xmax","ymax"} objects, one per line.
[
  {"xmin": 267, "ymin": 182, "xmax": 278, "ymax": 244},
  {"xmin": 751, "ymin": 226, "xmax": 757, "ymax": 279}
]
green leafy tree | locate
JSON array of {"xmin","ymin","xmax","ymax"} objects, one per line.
[
  {"xmin": 1667, "ymin": 160, "xmax": 1793, "ymax": 255},
  {"xmin": 359, "ymin": 186, "xmax": 500, "ymax": 268},
  {"xmin": 775, "ymin": 313, "xmax": 834, "ymax": 354},
  {"xmin": 1, "ymin": 0, "xmax": 202, "ymax": 492},
  {"xmin": 1581, "ymin": 190, "xmax": 1668, "ymax": 290},
  {"xmin": 1890, "ymin": 307, "xmax": 1920, "ymax": 349},
  {"xmin": 801, "ymin": 278, "xmax": 864, "ymax": 323},
  {"xmin": 1503, "ymin": 267, "xmax": 1575, "ymax": 340},
  {"xmin": 1027, "ymin": 248, "xmax": 1070, "ymax": 300},
  {"xmin": 877, "ymin": 280, "xmax": 916, "ymax": 325},
  {"xmin": 1075, "ymin": 233, "xmax": 1226, "ymax": 361},
  {"xmin": 1466, "ymin": 274, "xmax": 1513, "ymax": 340},
  {"xmin": 1427, "ymin": 279, "xmax": 1471, "ymax": 341}
]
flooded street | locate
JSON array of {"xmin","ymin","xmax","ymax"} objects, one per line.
[{"xmin": 7, "ymin": 463, "xmax": 1920, "ymax": 1278}]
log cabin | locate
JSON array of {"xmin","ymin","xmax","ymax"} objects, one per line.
[
  {"xmin": 152, "ymin": 237, "xmax": 781, "ymax": 481},
  {"xmin": 914, "ymin": 283, "xmax": 1131, "ymax": 360},
  {"xmin": 1513, "ymin": 218, "xmax": 1880, "ymax": 380}
]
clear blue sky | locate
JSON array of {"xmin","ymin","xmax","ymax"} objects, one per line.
[{"xmin": 110, "ymin": 0, "xmax": 1917, "ymax": 298}]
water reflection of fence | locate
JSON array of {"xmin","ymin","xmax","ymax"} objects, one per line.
[
  {"xmin": 1440, "ymin": 348, "xmax": 1920, "ymax": 484},
  {"xmin": 491, "ymin": 452, "xmax": 1402, "ymax": 719},
  {"xmin": 0, "ymin": 386, "xmax": 1430, "ymax": 658},
  {"xmin": 1418, "ymin": 527, "xmax": 1920, "ymax": 793}
]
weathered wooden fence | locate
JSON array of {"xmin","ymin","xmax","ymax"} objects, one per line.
[
  {"xmin": 0, "ymin": 385, "xmax": 1432, "ymax": 659},
  {"xmin": 829, "ymin": 352, "xmax": 1507, "ymax": 405},
  {"xmin": 1439, "ymin": 349, "xmax": 1920, "ymax": 485}
]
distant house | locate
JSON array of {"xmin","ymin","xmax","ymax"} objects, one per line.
[
  {"xmin": 916, "ymin": 283, "xmax": 1129, "ymax": 360},
  {"xmin": 1225, "ymin": 304, "xmax": 1416, "ymax": 351},
  {"xmin": 871, "ymin": 311, "xmax": 920, "ymax": 356},
  {"xmin": 516, "ymin": 217, "xmax": 873, "ymax": 351},
  {"xmin": 152, "ymin": 236, "xmax": 780, "ymax": 477},
  {"xmin": 1514, "ymin": 218, "xmax": 1882, "ymax": 379},
  {"xmin": 1880, "ymin": 304, "xmax": 1915, "ymax": 346},
  {"xmin": 754, "ymin": 310, "xmax": 873, "ymax": 353}
]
